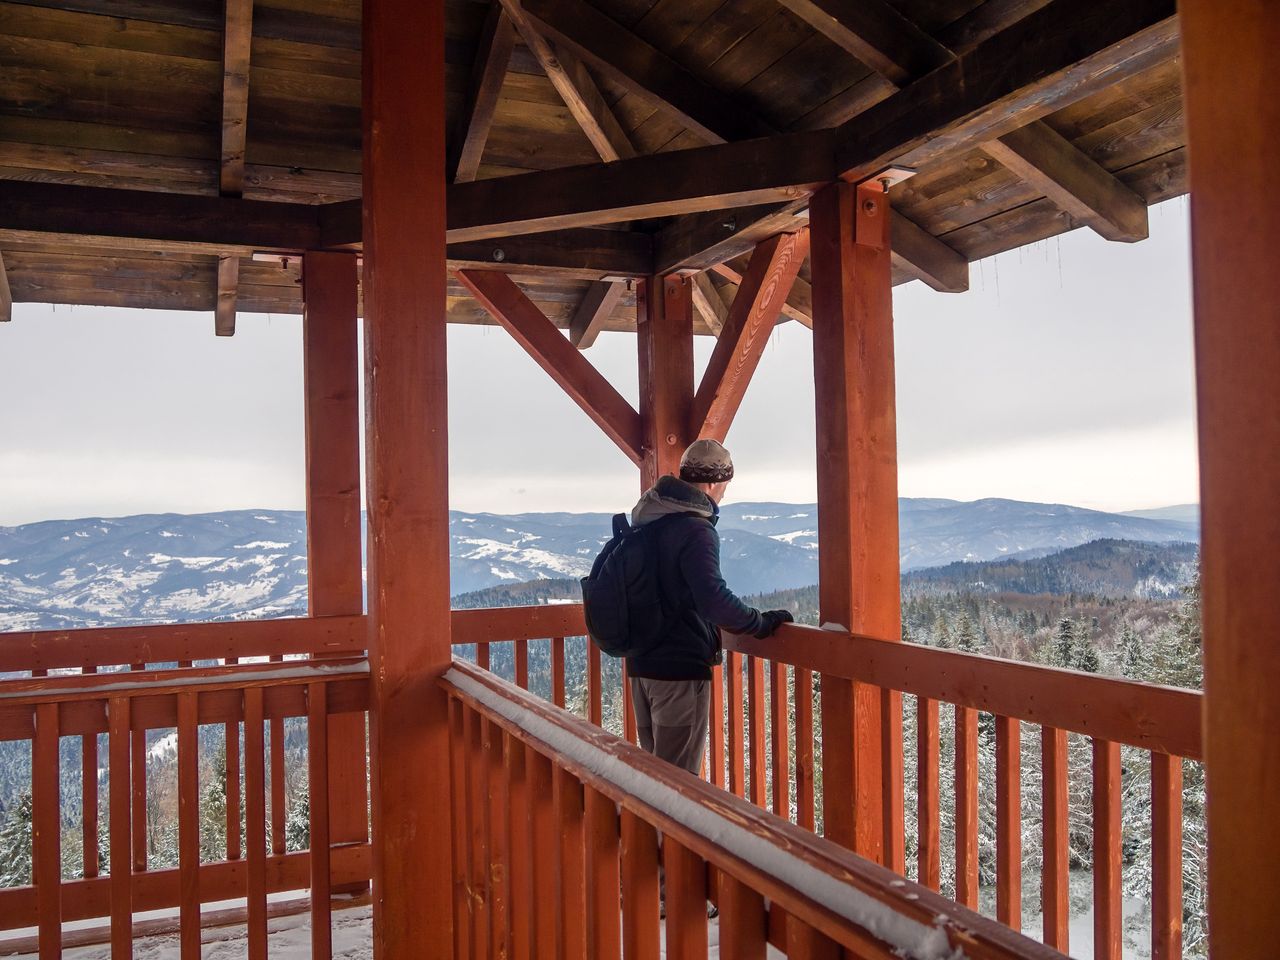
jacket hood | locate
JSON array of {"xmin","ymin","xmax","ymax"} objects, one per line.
[{"xmin": 631, "ymin": 475, "xmax": 718, "ymax": 526}]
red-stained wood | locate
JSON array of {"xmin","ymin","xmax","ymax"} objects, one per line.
[
  {"xmin": 623, "ymin": 665, "xmax": 637, "ymax": 745},
  {"xmin": 663, "ymin": 838, "xmax": 708, "ymax": 960},
  {"xmin": 690, "ymin": 230, "xmax": 809, "ymax": 443},
  {"xmin": 107, "ymin": 697, "xmax": 132, "ymax": 958},
  {"xmin": 1151, "ymin": 752, "xmax": 1183, "ymax": 960},
  {"xmin": 80, "ymin": 670, "xmax": 98, "ymax": 880},
  {"xmin": 307, "ymin": 683, "xmax": 332, "ymax": 960},
  {"xmin": 362, "ymin": 0, "xmax": 455, "ymax": 950},
  {"xmin": 476, "ymin": 642, "xmax": 490, "ymax": 671},
  {"xmin": 569, "ymin": 281, "xmax": 625, "ymax": 350},
  {"xmin": 552, "ymin": 637, "xmax": 566, "ymax": 708},
  {"xmin": 770, "ymin": 661, "xmax": 790, "ymax": 819},
  {"xmin": 506, "ymin": 735, "xmax": 532, "ymax": 960},
  {"xmin": 620, "ymin": 808, "xmax": 661, "ymax": 960},
  {"xmin": 719, "ymin": 874, "xmax": 767, "ymax": 959},
  {"xmin": 709, "ymin": 663, "xmax": 725, "ymax": 789},
  {"xmin": 556, "ymin": 766, "xmax": 587, "ymax": 960},
  {"xmin": 587, "ymin": 642, "xmax": 603, "ymax": 726},
  {"xmin": 1093, "ymin": 739, "xmax": 1122, "ymax": 960},
  {"xmin": 727, "ymin": 650, "xmax": 746, "ymax": 797},
  {"xmin": 1041, "ymin": 726, "xmax": 1069, "ymax": 951},
  {"xmin": 995, "ymin": 715, "xmax": 1021, "ymax": 928},
  {"xmin": 447, "ymin": 701, "xmax": 471, "ymax": 960},
  {"xmin": 176, "ymin": 692, "xmax": 200, "ymax": 960},
  {"xmin": 785, "ymin": 919, "xmax": 841, "ymax": 959},
  {"xmin": 637, "ymin": 275, "xmax": 694, "ymax": 488},
  {"xmin": 451, "ymin": 2, "xmax": 515, "ymax": 183},
  {"xmin": 466, "ymin": 710, "xmax": 490, "ymax": 957},
  {"xmin": 954, "ymin": 705, "xmax": 979, "ymax": 908},
  {"xmin": 225, "ymin": 708, "xmax": 242, "ymax": 861},
  {"xmin": 882, "ymin": 688, "xmax": 905, "ymax": 873},
  {"xmin": 528, "ymin": 747, "xmax": 557, "ymax": 958},
  {"xmin": 130, "ymin": 662, "xmax": 147, "ymax": 873},
  {"xmin": 219, "ymin": 0, "xmax": 253, "ymax": 195},
  {"xmin": 244, "ymin": 686, "xmax": 268, "ymax": 960},
  {"xmin": 270, "ymin": 705, "xmax": 287, "ymax": 855},
  {"xmin": 515, "ymin": 641, "xmax": 529, "ymax": 690},
  {"xmin": 583, "ymin": 784, "xmax": 621, "ymax": 960},
  {"xmin": 794, "ymin": 666, "xmax": 814, "ymax": 831},
  {"xmin": 486, "ymin": 720, "xmax": 511, "ymax": 957},
  {"xmin": 917, "ymin": 697, "xmax": 940, "ymax": 890},
  {"xmin": 456, "ymin": 269, "xmax": 643, "ymax": 465},
  {"xmin": 1182, "ymin": 4, "xmax": 1280, "ymax": 956},
  {"xmin": 34, "ymin": 702, "xmax": 61, "ymax": 959},
  {"xmin": 810, "ymin": 178, "xmax": 900, "ymax": 863},
  {"xmin": 747, "ymin": 655, "xmax": 766, "ymax": 807}
]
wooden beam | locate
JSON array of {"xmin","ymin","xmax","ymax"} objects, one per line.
[
  {"xmin": 362, "ymin": 0, "xmax": 454, "ymax": 953},
  {"xmin": 637, "ymin": 276, "xmax": 694, "ymax": 487},
  {"xmin": 518, "ymin": 0, "xmax": 774, "ymax": 144},
  {"xmin": 711, "ymin": 255, "xmax": 812, "ymax": 327},
  {"xmin": 445, "ymin": 228, "xmax": 653, "ymax": 279},
  {"xmin": 569, "ymin": 280, "xmax": 624, "ymax": 349},
  {"xmin": 215, "ymin": 255, "xmax": 238, "ymax": 336},
  {"xmin": 656, "ymin": 202, "xmax": 811, "ymax": 276},
  {"xmin": 692, "ymin": 230, "xmax": 809, "ymax": 442},
  {"xmin": 776, "ymin": 0, "xmax": 950, "ymax": 84},
  {"xmin": 219, "ymin": 0, "xmax": 254, "ymax": 196},
  {"xmin": 982, "ymin": 121, "xmax": 1149, "ymax": 242},
  {"xmin": 0, "ymin": 254, "xmax": 10, "ymax": 322},
  {"xmin": 889, "ymin": 211, "xmax": 968, "ymax": 293},
  {"xmin": 1182, "ymin": 1, "xmax": 1280, "ymax": 956},
  {"xmin": 451, "ymin": 3, "xmax": 516, "ymax": 183},
  {"xmin": 690, "ymin": 273, "xmax": 727, "ymax": 336},
  {"xmin": 455, "ymin": 270, "xmax": 643, "ymax": 463},
  {"xmin": 500, "ymin": 0, "xmax": 635, "ymax": 162}
]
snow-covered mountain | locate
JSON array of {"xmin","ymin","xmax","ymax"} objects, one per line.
[{"xmin": 0, "ymin": 499, "xmax": 1198, "ymax": 630}]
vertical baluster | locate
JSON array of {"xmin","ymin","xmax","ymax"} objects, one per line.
[
  {"xmin": 34, "ymin": 702, "xmax": 61, "ymax": 960},
  {"xmin": 664, "ymin": 837, "xmax": 707, "ymax": 960},
  {"xmin": 552, "ymin": 637, "xmax": 566, "ymax": 708},
  {"xmin": 727, "ymin": 651, "xmax": 745, "ymax": 797},
  {"xmin": 719, "ymin": 875, "xmax": 766, "ymax": 959},
  {"xmin": 954, "ymin": 705, "xmax": 979, "ymax": 908},
  {"xmin": 176, "ymin": 691, "xmax": 200, "ymax": 960},
  {"xmin": 308, "ymin": 683, "xmax": 332, "ymax": 960},
  {"xmin": 486, "ymin": 720, "xmax": 511, "ymax": 957},
  {"xmin": 1151, "ymin": 752, "xmax": 1184, "ymax": 960},
  {"xmin": 528, "ymin": 747, "xmax": 556, "ymax": 958},
  {"xmin": 620, "ymin": 809, "xmax": 660, "ymax": 960},
  {"xmin": 747, "ymin": 656, "xmax": 766, "ymax": 806},
  {"xmin": 245, "ymin": 687, "xmax": 269, "ymax": 960},
  {"xmin": 623, "ymin": 664, "xmax": 637, "ymax": 743},
  {"xmin": 1042, "ymin": 725, "xmax": 1070, "ymax": 952},
  {"xmin": 515, "ymin": 641, "xmax": 529, "ymax": 690},
  {"xmin": 917, "ymin": 696, "xmax": 940, "ymax": 890},
  {"xmin": 108, "ymin": 697, "xmax": 132, "ymax": 958},
  {"xmin": 81, "ymin": 667, "xmax": 99, "ymax": 880},
  {"xmin": 507, "ymin": 733, "xmax": 532, "ymax": 960},
  {"xmin": 882, "ymin": 688, "xmax": 905, "ymax": 873},
  {"xmin": 476, "ymin": 641, "xmax": 490, "ymax": 671},
  {"xmin": 130, "ymin": 663, "xmax": 147, "ymax": 873},
  {"xmin": 448, "ymin": 700, "xmax": 472, "ymax": 960},
  {"xmin": 588, "ymin": 643, "xmax": 603, "ymax": 727},
  {"xmin": 785, "ymin": 919, "xmax": 840, "ymax": 959},
  {"xmin": 769, "ymin": 661, "xmax": 789, "ymax": 818},
  {"xmin": 996, "ymin": 715, "xmax": 1022, "ymax": 929},
  {"xmin": 556, "ymin": 767, "xmax": 586, "ymax": 960},
  {"xmin": 1094, "ymin": 738, "xmax": 1122, "ymax": 960},
  {"xmin": 709, "ymin": 663, "xmax": 725, "ymax": 788},
  {"xmin": 584, "ymin": 785, "xmax": 621, "ymax": 960},
  {"xmin": 465, "ymin": 709, "xmax": 490, "ymax": 957},
  {"xmin": 794, "ymin": 667, "xmax": 814, "ymax": 831},
  {"xmin": 225, "ymin": 656, "xmax": 241, "ymax": 862},
  {"xmin": 269, "ymin": 656, "xmax": 286, "ymax": 856}
]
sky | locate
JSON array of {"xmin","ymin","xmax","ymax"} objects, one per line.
[{"xmin": 0, "ymin": 198, "xmax": 1199, "ymax": 526}]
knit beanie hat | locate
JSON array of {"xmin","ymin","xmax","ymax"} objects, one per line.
[{"xmin": 679, "ymin": 439, "xmax": 734, "ymax": 484}]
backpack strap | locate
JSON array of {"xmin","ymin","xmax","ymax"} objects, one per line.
[{"xmin": 612, "ymin": 512, "xmax": 630, "ymax": 538}]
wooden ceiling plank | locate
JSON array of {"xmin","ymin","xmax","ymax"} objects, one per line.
[
  {"xmin": 220, "ymin": 0, "xmax": 254, "ymax": 196},
  {"xmin": 982, "ymin": 121, "xmax": 1149, "ymax": 242},
  {"xmin": 455, "ymin": 269, "xmax": 642, "ymax": 463},
  {"xmin": 690, "ymin": 272, "xmax": 726, "ymax": 336},
  {"xmin": 500, "ymin": 0, "xmax": 636, "ymax": 162},
  {"xmin": 0, "ymin": 254, "xmax": 10, "ymax": 322},
  {"xmin": 889, "ymin": 210, "xmax": 969, "ymax": 293},
  {"xmin": 569, "ymin": 279, "xmax": 625, "ymax": 348},
  {"xmin": 776, "ymin": 0, "xmax": 950, "ymax": 84},
  {"xmin": 517, "ymin": 0, "xmax": 776, "ymax": 143},
  {"xmin": 452, "ymin": 3, "xmax": 517, "ymax": 183},
  {"xmin": 215, "ymin": 254, "xmax": 238, "ymax": 336}
]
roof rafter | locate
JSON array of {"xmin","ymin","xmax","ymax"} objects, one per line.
[
  {"xmin": 216, "ymin": 255, "xmax": 239, "ymax": 336},
  {"xmin": 569, "ymin": 280, "xmax": 625, "ymax": 349},
  {"xmin": 690, "ymin": 273, "xmax": 727, "ymax": 337},
  {"xmin": 219, "ymin": 0, "xmax": 254, "ymax": 196},
  {"xmin": 451, "ymin": 2, "xmax": 517, "ymax": 183}
]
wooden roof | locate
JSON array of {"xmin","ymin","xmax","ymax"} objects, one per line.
[{"xmin": 0, "ymin": 0, "xmax": 1185, "ymax": 334}]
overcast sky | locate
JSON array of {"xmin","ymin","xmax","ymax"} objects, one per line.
[{"xmin": 0, "ymin": 198, "xmax": 1198, "ymax": 526}]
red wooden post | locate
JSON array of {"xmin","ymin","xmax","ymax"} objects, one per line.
[
  {"xmin": 224, "ymin": 658, "xmax": 241, "ymax": 863},
  {"xmin": 302, "ymin": 249, "xmax": 369, "ymax": 865},
  {"xmin": 995, "ymin": 715, "xmax": 1021, "ymax": 928},
  {"xmin": 552, "ymin": 637, "xmax": 566, "ymax": 708},
  {"xmin": 663, "ymin": 838, "xmax": 708, "ymax": 960},
  {"xmin": 555, "ymin": 766, "xmax": 586, "ymax": 960},
  {"xmin": 719, "ymin": 875, "xmax": 767, "ymax": 959},
  {"xmin": 81, "ymin": 668, "xmax": 98, "ymax": 880},
  {"xmin": 129, "ymin": 662, "xmax": 147, "ymax": 873},
  {"xmin": 244, "ymin": 687, "xmax": 268, "ymax": 960},
  {"xmin": 584, "ymin": 785, "xmax": 621, "ymax": 960},
  {"xmin": 619, "ymin": 809, "xmax": 661, "ymax": 959},
  {"xmin": 587, "ymin": 643, "xmax": 603, "ymax": 727},
  {"xmin": 770, "ymin": 661, "xmax": 790, "ymax": 818},
  {"xmin": 1093, "ymin": 739, "xmax": 1122, "ymax": 960},
  {"xmin": 747, "ymin": 655, "xmax": 766, "ymax": 806},
  {"xmin": 515, "ymin": 641, "xmax": 529, "ymax": 689},
  {"xmin": 1181, "ymin": 3, "xmax": 1280, "ymax": 955},
  {"xmin": 1151, "ymin": 752, "xmax": 1183, "ymax": 960},
  {"xmin": 176, "ymin": 692, "xmax": 200, "ymax": 960},
  {"xmin": 34, "ymin": 702, "xmax": 61, "ymax": 959},
  {"xmin": 362, "ymin": 0, "xmax": 454, "ymax": 952},
  {"xmin": 528, "ymin": 747, "xmax": 556, "ymax": 958},
  {"xmin": 307, "ymin": 683, "xmax": 332, "ymax": 960},
  {"xmin": 794, "ymin": 666, "xmax": 814, "ymax": 831},
  {"xmin": 882, "ymin": 687, "xmax": 905, "ymax": 872},
  {"xmin": 954, "ymin": 705, "xmax": 979, "ymax": 908},
  {"xmin": 727, "ymin": 650, "xmax": 746, "ymax": 797},
  {"xmin": 916, "ymin": 697, "xmax": 940, "ymax": 890},
  {"xmin": 709, "ymin": 663, "xmax": 725, "ymax": 789},
  {"xmin": 810, "ymin": 179, "xmax": 901, "ymax": 863},
  {"xmin": 1042, "ymin": 726, "xmax": 1070, "ymax": 951},
  {"xmin": 447, "ymin": 701, "xmax": 471, "ymax": 960},
  {"xmin": 107, "ymin": 697, "xmax": 132, "ymax": 957},
  {"xmin": 486, "ymin": 720, "xmax": 511, "ymax": 956},
  {"xmin": 466, "ymin": 711, "xmax": 490, "ymax": 956}
]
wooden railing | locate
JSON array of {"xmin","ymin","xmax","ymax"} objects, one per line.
[{"xmin": 443, "ymin": 657, "xmax": 1066, "ymax": 959}]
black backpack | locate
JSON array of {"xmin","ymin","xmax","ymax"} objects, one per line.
[{"xmin": 580, "ymin": 513, "xmax": 674, "ymax": 658}]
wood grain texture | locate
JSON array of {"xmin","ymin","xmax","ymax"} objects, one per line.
[
  {"xmin": 620, "ymin": 808, "xmax": 661, "ymax": 960},
  {"xmin": 1041, "ymin": 726, "xmax": 1069, "ymax": 951},
  {"xmin": 1150, "ymin": 752, "xmax": 1183, "ymax": 960},
  {"xmin": 954, "ymin": 705, "xmax": 979, "ymax": 908},
  {"xmin": 690, "ymin": 271, "xmax": 727, "ymax": 335},
  {"xmin": 107, "ymin": 697, "xmax": 132, "ymax": 957},
  {"xmin": 636, "ymin": 274, "xmax": 694, "ymax": 486},
  {"xmin": 916, "ymin": 697, "xmax": 940, "ymax": 889},
  {"xmin": 177, "ymin": 692, "xmax": 200, "ymax": 959},
  {"xmin": 663, "ymin": 837, "xmax": 708, "ymax": 959},
  {"xmin": 1093, "ymin": 739, "xmax": 1122, "ymax": 960},
  {"xmin": 995, "ymin": 715, "xmax": 1021, "ymax": 928},
  {"xmin": 569, "ymin": 280, "xmax": 625, "ymax": 349},
  {"xmin": 0, "ymin": 255, "xmax": 10, "ymax": 322},
  {"xmin": 307, "ymin": 682, "xmax": 332, "ymax": 960},
  {"xmin": 219, "ymin": 0, "xmax": 253, "ymax": 195},
  {"xmin": 452, "ymin": 3, "xmax": 516, "ymax": 183},
  {"xmin": 33, "ymin": 702, "xmax": 61, "ymax": 958},
  {"xmin": 584, "ymin": 784, "xmax": 621, "ymax": 960},
  {"xmin": 215, "ymin": 254, "xmax": 238, "ymax": 336},
  {"xmin": 244, "ymin": 686, "xmax": 268, "ymax": 960}
]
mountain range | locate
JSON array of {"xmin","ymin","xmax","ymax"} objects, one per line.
[{"xmin": 0, "ymin": 498, "xmax": 1199, "ymax": 631}]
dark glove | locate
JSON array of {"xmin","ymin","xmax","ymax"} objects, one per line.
[{"xmin": 754, "ymin": 609, "xmax": 794, "ymax": 639}]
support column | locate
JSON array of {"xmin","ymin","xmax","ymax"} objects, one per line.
[
  {"xmin": 809, "ymin": 180, "xmax": 903, "ymax": 865},
  {"xmin": 1181, "ymin": 3, "xmax": 1280, "ymax": 955},
  {"xmin": 302, "ymin": 250, "xmax": 369, "ymax": 869},
  {"xmin": 362, "ymin": 0, "xmax": 453, "ymax": 954}
]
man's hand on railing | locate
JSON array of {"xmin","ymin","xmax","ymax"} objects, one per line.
[{"xmin": 753, "ymin": 609, "xmax": 794, "ymax": 638}]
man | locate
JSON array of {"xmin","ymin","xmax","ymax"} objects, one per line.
[{"xmin": 626, "ymin": 438, "xmax": 793, "ymax": 776}]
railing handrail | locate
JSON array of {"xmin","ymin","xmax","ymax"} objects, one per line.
[
  {"xmin": 443, "ymin": 657, "xmax": 1065, "ymax": 960},
  {"xmin": 450, "ymin": 603, "xmax": 587, "ymax": 644}
]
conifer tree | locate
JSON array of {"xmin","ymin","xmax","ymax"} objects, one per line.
[{"xmin": 0, "ymin": 794, "xmax": 32, "ymax": 887}]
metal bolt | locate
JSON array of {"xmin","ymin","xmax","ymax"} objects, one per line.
[
  {"xmin": 862, "ymin": 198, "xmax": 878, "ymax": 216},
  {"xmin": 878, "ymin": 176, "xmax": 894, "ymax": 192},
  {"xmin": 491, "ymin": 248, "xmax": 506, "ymax": 262},
  {"xmin": 666, "ymin": 433, "xmax": 678, "ymax": 446},
  {"xmin": 722, "ymin": 217, "xmax": 737, "ymax": 232}
]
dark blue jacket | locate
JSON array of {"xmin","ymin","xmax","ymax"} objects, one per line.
[{"xmin": 625, "ymin": 476, "xmax": 763, "ymax": 681}]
